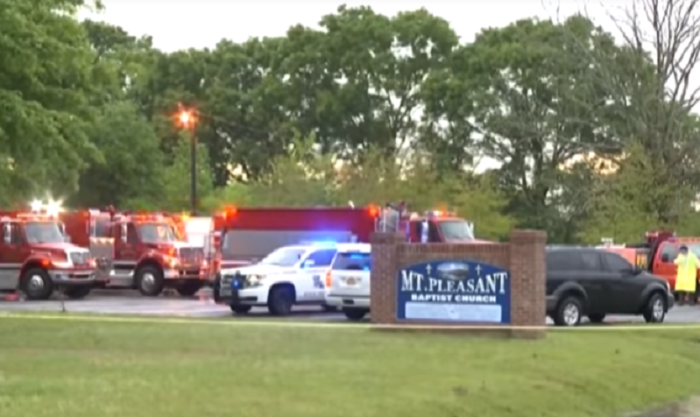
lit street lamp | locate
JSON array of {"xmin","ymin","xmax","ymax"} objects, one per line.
[{"xmin": 176, "ymin": 104, "xmax": 198, "ymax": 215}]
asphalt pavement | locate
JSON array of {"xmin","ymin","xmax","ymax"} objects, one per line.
[
  {"xmin": 0, "ymin": 289, "xmax": 340, "ymax": 320},
  {"xmin": 1, "ymin": 288, "xmax": 700, "ymax": 325}
]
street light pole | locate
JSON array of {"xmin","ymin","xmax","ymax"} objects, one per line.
[
  {"xmin": 189, "ymin": 124, "xmax": 197, "ymax": 216},
  {"xmin": 178, "ymin": 107, "xmax": 198, "ymax": 215}
]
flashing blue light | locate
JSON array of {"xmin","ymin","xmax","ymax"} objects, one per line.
[{"xmin": 300, "ymin": 240, "xmax": 337, "ymax": 246}]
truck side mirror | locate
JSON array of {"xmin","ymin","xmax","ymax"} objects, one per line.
[
  {"xmin": 302, "ymin": 260, "xmax": 315, "ymax": 268},
  {"xmin": 661, "ymin": 253, "xmax": 670, "ymax": 263}
]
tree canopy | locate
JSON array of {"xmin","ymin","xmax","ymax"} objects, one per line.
[{"xmin": 3, "ymin": 0, "xmax": 700, "ymax": 242}]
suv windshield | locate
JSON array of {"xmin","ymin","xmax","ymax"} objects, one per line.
[
  {"xmin": 25, "ymin": 221, "xmax": 64, "ymax": 244},
  {"xmin": 439, "ymin": 220, "xmax": 475, "ymax": 242},
  {"xmin": 332, "ymin": 252, "xmax": 371, "ymax": 271},
  {"xmin": 259, "ymin": 247, "xmax": 306, "ymax": 267},
  {"xmin": 138, "ymin": 223, "xmax": 177, "ymax": 243}
]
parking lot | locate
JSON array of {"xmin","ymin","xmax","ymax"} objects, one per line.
[
  {"xmin": 0, "ymin": 289, "xmax": 341, "ymax": 319},
  {"xmin": 1, "ymin": 288, "xmax": 700, "ymax": 325}
]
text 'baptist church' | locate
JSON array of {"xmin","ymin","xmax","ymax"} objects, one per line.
[{"xmin": 400, "ymin": 269, "xmax": 509, "ymax": 304}]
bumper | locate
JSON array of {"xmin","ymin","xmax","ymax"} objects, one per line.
[
  {"xmin": 325, "ymin": 294, "xmax": 370, "ymax": 309},
  {"xmin": 667, "ymin": 293, "xmax": 675, "ymax": 310},
  {"xmin": 164, "ymin": 267, "xmax": 207, "ymax": 281},
  {"xmin": 48, "ymin": 269, "xmax": 96, "ymax": 286},
  {"xmin": 546, "ymin": 295, "xmax": 557, "ymax": 313},
  {"xmin": 218, "ymin": 284, "xmax": 269, "ymax": 305}
]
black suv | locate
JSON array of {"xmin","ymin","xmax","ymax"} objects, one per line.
[{"xmin": 546, "ymin": 247, "xmax": 674, "ymax": 326}]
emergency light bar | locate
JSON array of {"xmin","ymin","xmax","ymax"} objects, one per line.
[
  {"xmin": 299, "ymin": 240, "xmax": 338, "ymax": 246},
  {"xmin": 28, "ymin": 198, "xmax": 63, "ymax": 217},
  {"xmin": 215, "ymin": 206, "xmax": 238, "ymax": 220},
  {"xmin": 424, "ymin": 209, "xmax": 455, "ymax": 218}
]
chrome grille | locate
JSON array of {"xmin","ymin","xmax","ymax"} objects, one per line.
[
  {"xmin": 178, "ymin": 247, "xmax": 204, "ymax": 263},
  {"xmin": 220, "ymin": 272, "xmax": 245, "ymax": 289},
  {"xmin": 69, "ymin": 252, "xmax": 89, "ymax": 266}
]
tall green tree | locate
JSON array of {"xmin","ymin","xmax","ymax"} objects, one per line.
[
  {"xmin": 159, "ymin": 131, "xmax": 215, "ymax": 211},
  {"xmin": 423, "ymin": 16, "xmax": 626, "ymax": 239},
  {"xmin": 204, "ymin": 38, "xmax": 292, "ymax": 184},
  {"xmin": 0, "ymin": 0, "xmax": 102, "ymax": 203},
  {"xmin": 314, "ymin": 5, "xmax": 460, "ymax": 160},
  {"xmin": 73, "ymin": 102, "xmax": 164, "ymax": 208}
]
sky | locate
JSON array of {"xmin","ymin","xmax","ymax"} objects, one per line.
[{"xmin": 88, "ymin": 0, "xmax": 622, "ymax": 52}]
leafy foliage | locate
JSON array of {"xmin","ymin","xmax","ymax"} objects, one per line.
[{"xmin": 2, "ymin": 2, "xmax": 699, "ymax": 242}]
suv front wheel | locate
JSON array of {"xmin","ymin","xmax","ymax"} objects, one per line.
[{"xmin": 553, "ymin": 296, "xmax": 583, "ymax": 327}]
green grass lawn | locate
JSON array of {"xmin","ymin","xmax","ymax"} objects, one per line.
[{"xmin": 0, "ymin": 316, "xmax": 699, "ymax": 417}]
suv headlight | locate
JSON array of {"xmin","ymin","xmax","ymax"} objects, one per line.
[{"xmin": 246, "ymin": 275, "xmax": 265, "ymax": 287}]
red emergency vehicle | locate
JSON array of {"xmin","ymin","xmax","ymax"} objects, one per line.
[
  {"xmin": 0, "ymin": 207, "xmax": 96, "ymax": 300},
  {"xmin": 61, "ymin": 209, "xmax": 210, "ymax": 297},
  {"xmin": 211, "ymin": 203, "xmax": 481, "ymax": 269},
  {"xmin": 599, "ymin": 230, "xmax": 699, "ymax": 294}
]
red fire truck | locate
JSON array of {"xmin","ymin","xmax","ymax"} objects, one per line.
[
  {"xmin": 600, "ymin": 230, "xmax": 700, "ymax": 296},
  {"xmin": 61, "ymin": 209, "xmax": 210, "ymax": 297},
  {"xmin": 0, "ymin": 207, "xmax": 96, "ymax": 300},
  {"xmin": 211, "ymin": 203, "xmax": 482, "ymax": 269}
]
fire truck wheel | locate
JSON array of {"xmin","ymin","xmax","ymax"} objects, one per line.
[
  {"xmin": 21, "ymin": 268, "xmax": 53, "ymax": 300},
  {"xmin": 63, "ymin": 286, "xmax": 92, "ymax": 300},
  {"xmin": 176, "ymin": 281, "xmax": 202, "ymax": 297},
  {"xmin": 267, "ymin": 284, "xmax": 295, "ymax": 316},
  {"xmin": 135, "ymin": 266, "xmax": 165, "ymax": 297}
]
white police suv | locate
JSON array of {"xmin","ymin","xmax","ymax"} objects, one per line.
[
  {"xmin": 217, "ymin": 243, "xmax": 338, "ymax": 316},
  {"xmin": 324, "ymin": 243, "xmax": 371, "ymax": 321}
]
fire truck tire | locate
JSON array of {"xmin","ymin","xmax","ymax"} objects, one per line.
[
  {"xmin": 267, "ymin": 284, "xmax": 295, "ymax": 316},
  {"xmin": 21, "ymin": 268, "xmax": 54, "ymax": 300},
  {"xmin": 63, "ymin": 286, "xmax": 92, "ymax": 300},
  {"xmin": 176, "ymin": 281, "xmax": 202, "ymax": 297},
  {"xmin": 135, "ymin": 265, "xmax": 164, "ymax": 297}
]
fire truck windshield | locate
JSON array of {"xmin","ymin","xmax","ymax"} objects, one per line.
[
  {"xmin": 138, "ymin": 223, "xmax": 177, "ymax": 243},
  {"xmin": 25, "ymin": 221, "xmax": 64, "ymax": 244},
  {"xmin": 439, "ymin": 220, "xmax": 475, "ymax": 242},
  {"xmin": 259, "ymin": 247, "xmax": 307, "ymax": 267}
]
